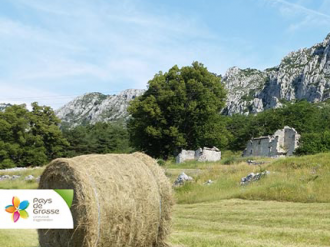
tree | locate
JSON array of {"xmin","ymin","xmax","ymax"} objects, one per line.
[
  {"xmin": 0, "ymin": 103, "xmax": 68, "ymax": 168},
  {"xmin": 128, "ymin": 62, "xmax": 229, "ymax": 158},
  {"xmin": 29, "ymin": 102, "xmax": 69, "ymax": 160},
  {"xmin": 62, "ymin": 125, "xmax": 89, "ymax": 157},
  {"xmin": 225, "ymin": 114, "xmax": 251, "ymax": 151},
  {"xmin": 62, "ymin": 122, "xmax": 131, "ymax": 157},
  {"xmin": 295, "ymin": 131, "xmax": 330, "ymax": 155}
]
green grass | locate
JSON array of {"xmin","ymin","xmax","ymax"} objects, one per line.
[
  {"xmin": 1, "ymin": 153, "xmax": 330, "ymax": 246},
  {"xmin": 0, "ymin": 167, "xmax": 44, "ymax": 189},
  {"xmin": 0, "ymin": 230, "xmax": 38, "ymax": 247},
  {"xmin": 2, "ymin": 199, "xmax": 330, "ymax": 247},
  {"xmin": 170, "ymin": 153, "xmax": 330, "ymax": 204},
  {"xmin": 170, "ymin": 199, "xmax": 330, "ymax": 247}
]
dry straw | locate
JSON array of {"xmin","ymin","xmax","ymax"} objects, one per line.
[{"xmin": 38, "ymin": 152, "xmax": 173, "ymax": 247}]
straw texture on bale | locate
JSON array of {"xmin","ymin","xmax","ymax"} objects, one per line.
[{"xmin": 38, "ymin": 152, "xmax": 173, "ymax": 247}]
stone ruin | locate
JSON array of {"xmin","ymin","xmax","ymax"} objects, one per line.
[
  {"xmin": 176, "ymin": 150, "xmax": 195, "ymax": 164},
  {"xmin": 176, "ymin": 147, "xmax": 221, "ymax": 163},
  {"xmin": 243, "ymin": 126, "xmax": 300, "ymax": 157}
]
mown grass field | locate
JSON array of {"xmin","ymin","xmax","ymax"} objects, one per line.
[
  {"xmin": 170, "ymin": 199, "xmax": 330, "ymax": 247},
  {"xmin": 0, "ymin": 230, "xmax": 38, "ymax": 247},
  {"xmin": 0, "ymin": 152, "xmax": 330, "ymax": 246}
]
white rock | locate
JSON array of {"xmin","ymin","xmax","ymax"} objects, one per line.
[
  {"xmin": 25, "ymin": 175, "xmax": 35, "ymax": 181},
  {"xmin": 204, "ymin": 179, "xmax": 213, "ymax": 185},
  {"xmin": 240, "ymin": 170, "xmax": 270, "ymax": 185},
  {"xmin": 0, "ymin": 175, "xmax": 11, "ymax": 180},
  {"xmin": 174, "ymin": 172, "xmax": 193, "ymax": 186},
  {"xmin": 11, "ymin": 175, "xmax": 21, "ymax": 180},
  {"xmin": 0, "ymin": 167, "xmax": 27, "ymax": 172}
]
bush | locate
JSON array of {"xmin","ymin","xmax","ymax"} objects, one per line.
[
  {"xmin": 295, "ymin": 131, "xmax": 330, "ymax": 155},
  {"xmin": 157, "ymin": 159, "xmax": 166, "ymax": 166},
  {"xmin": 222, "ymin": 157, "xmax": 236, "ymax": 165},
  {"xmin": 0, "ymin": 159, "xmax": 16, "ymax": 169}
]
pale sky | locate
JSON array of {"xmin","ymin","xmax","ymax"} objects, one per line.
[{"xmin": 0, "ymin": 0, "xmax": 329, "ymax": 109}]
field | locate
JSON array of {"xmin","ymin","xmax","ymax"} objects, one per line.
[
  {"xmin": 170, "ymin": 199, "xmax": 330, "ymax": 247},
  {"xmin": 0, "ymin": 152, "xmax": 330, "ymax": 246}
]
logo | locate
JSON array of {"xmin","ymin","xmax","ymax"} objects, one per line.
[{"xmin": 5, "ymin": 196, "xmax": 29, "ymax": 223}]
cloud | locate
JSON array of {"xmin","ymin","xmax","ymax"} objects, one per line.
[
  {"xmin": 0, "ymin": 0, "xmax": 215, "ymax": 77},
  {"xmin": 273, "ymin": 0, "xmax": 330, "ymax": 19},
  {"xmin": 265, "ymin": 0, "xmax": 330, "ymax": 32},
  {"xmin": 0, "ymin": 83, "xmax": 76, "ymax": 110},
  {"xmin": 0, "ymin": 0, "xmax": 277, "ymax": 109}
]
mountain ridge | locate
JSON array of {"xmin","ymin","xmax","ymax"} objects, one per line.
[
  {"xmin": 222, "ymin": 33, "xmax": 330, "ymax": 115},
  {"xmin": 55, "ymin": 89, "xmax": 146, "ymax": 127},
  {"xmin": 52, "ymin": 32, "xmax": 330, "ymax": 125}
]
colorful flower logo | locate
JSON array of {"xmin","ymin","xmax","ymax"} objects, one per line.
[{"xmin": 5, "ymin": 196, "xmax": 29, "ymax": 223}]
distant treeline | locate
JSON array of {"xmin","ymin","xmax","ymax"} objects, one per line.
[
  {"xmin": 1, "ymin": 99, "xmax": 330, "ymax": 168},
  {"xmin": 0, "ymin": 103, "xmax": 131, "ymax": 168}
]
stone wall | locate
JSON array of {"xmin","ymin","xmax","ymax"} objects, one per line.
[
  {"xmin": 284, "ymin": 127, "xmax": 300, "ymax": 155},
  {"xmin": 243, "ymin": 126, "xmax": 300, "ymax": 157},
  {"xmin": 195, "ymin": 147, "xmax": 221, "ymax": 162},
  {"xmin": 176, "ymin": 147, "xmax": 221, "ymax": 163},
  {"xmin": 250, "ymin": 137, "xmax": 275, "ymax": 156},
  {"xmin": 175, "ymin": 150, "xmax": 196, "ymax": 163}
]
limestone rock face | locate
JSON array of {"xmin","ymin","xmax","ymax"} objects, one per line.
[
  {"xmin": 242, "ymin": 126, "xmax": 300, "ymax": 157},
  {"xmin": 56, "ymin": 89, "xmax": 145, "ymax": 127},
  {"xmin": 223, "ymin": 33, "xmax": 330, "ymax": 115}
]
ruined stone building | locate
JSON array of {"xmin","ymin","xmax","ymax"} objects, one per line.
[
  {"xmin": 243, "ymin": 126, "xmax": 300, "ymax": 157},
  {"xmin": 176, "ymin": 147, "xmax": 221, "ymax": 163}
]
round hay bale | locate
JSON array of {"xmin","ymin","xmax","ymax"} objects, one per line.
[{"xmin": 38, "ymin": 152, "xmax": 173, "ymax": 247}]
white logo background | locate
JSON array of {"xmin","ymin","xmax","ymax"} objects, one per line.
[{"xmin": 0, "ymin": 190, "xmax": 74, "ymax": 229}]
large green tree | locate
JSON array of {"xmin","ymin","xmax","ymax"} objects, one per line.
[
  {"xmin": 128, "ymin": 62, "xmax": 229, "ymax": 158},
  {"xmin": 0, "ymin": 103, "xmax": 68, "ymax": 168}
]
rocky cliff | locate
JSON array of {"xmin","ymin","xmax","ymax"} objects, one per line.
[
  {"xmin": 223, "ymin": 33, "xmax": 330, "ymax": 115},
  {"xmin": 56, "ymin": 89, "xmax": 145, "ymax": 127}
]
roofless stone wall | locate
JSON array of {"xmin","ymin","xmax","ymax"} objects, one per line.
[{"xmin": 243, "ymin": 126, "xmax": 300, "ymax": 157}]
